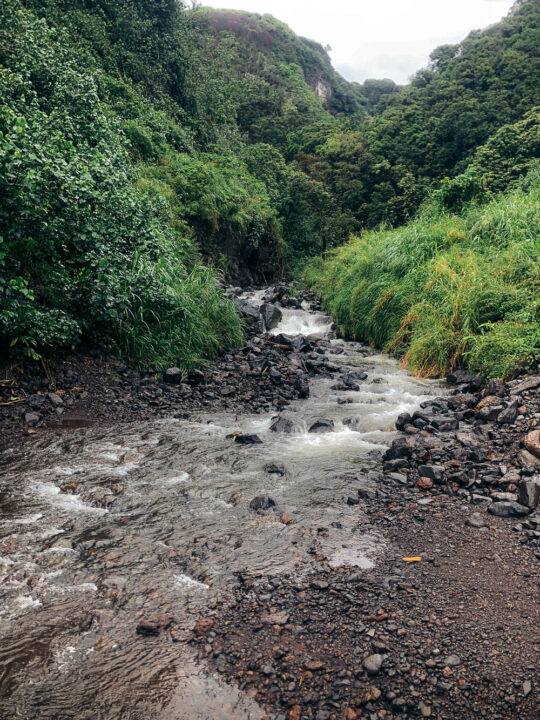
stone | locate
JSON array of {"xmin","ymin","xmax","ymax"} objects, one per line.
[
  {"xmin": 270, "ymin": 416, "xmax": 297, "ymax": 433},
  {"xmin": 396, "ymin": 412, "xmax": 412, "ymax": 430},
  {"xmin": 137, "ymin": 613, "xmax": 173, "ymax": 636},
  {"xmin": 383, "ymin": 437, "xmax": 412, "ymax": 461},
  {"xmin": 517, "ymin": 449, "xmax": 540, "ymax": 467},
  {"xmin": 510, "ymin": 376, "xmax": 540, "ymax": 395},
  {"xmin": 488, "ymin": 501, "xmax": 530, "ymax": 518},
  {"xmin": 265, "ymin": 463, "xmax": 285, "ymax": 475},
  {"xmin": 24, "ymin": 412, "xmax": 40, "ymax": 427},
  {"xmin": 260, "ymin": 303, "xmax": 282, "ymax": 331},
  {"xmin": 249, "ymin": 495, "xmax": 276, "ymax": 511},
  {"xmin": 518, "ymin": 477, "xmax": 540, "ymax": 509},
  {"xmin": 261, "ymin": 610, "xmax": 289, "ymax": 626},
  {"xmin": 234, "ymin": 434, "xmax": 262, "ymax": 444},
  {"xmin": 47, "ymin": 392, "xmax": 64, "ymax": 407},
  {"xmin": 308, "ymin": 419, "xmax": 334, "ymax": 433},
  {"xmin": 417, "ymin": 464, "xmax": 445, "ymax": 482},
  {"xmin": 164, "ymin": 367, "xmax": 182, "ymax": 384},
  {"xmin": 363, "ymin": 653, "xmax": 383, "ymax": 675},
  {"xmin": 443, "ymin": 655, "xmax": 461, "ymax": 667},
  {"xmin": 524, "ymin": 430, "xmax": 540, "ymax": 459},
  {"xmin": 27, "ymin": 394, "xmax": 46, "ymax": 409},
  {"xmin": 194, "ymin": 617, "xmax": 214, "ymax": 634},
  {"xmin": 497, "ymin": 401, "xmax": 519, "ymax": 424},
  {"xmin": 446, "ymin": 370, "xmax": 484, "ymax": 388},
  {"xmin": 466, "ymin": 512, "xmax": 486, "ymax": 528}
]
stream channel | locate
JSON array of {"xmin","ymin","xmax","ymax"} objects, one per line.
[{"xmin": 0, "ymin": 290, "xmax": 444, "ymax": 719}]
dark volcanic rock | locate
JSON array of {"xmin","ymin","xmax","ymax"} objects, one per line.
[
  {"xmin": 488, "ymin": 501, "xmax": 530, "ymax": 518},
  {"xmin": 261, "ymin": 303, "xmax": 282, "ymax": 331},
  {"xmin": 234, "ymin": 434, "xmax": 262, "ymax": 445},
  {"xmin": 309, "ymin": 419, "xmax": 334, "ymax": 433},
  {"xmin": 163, "ymin": 367, "xmax": 182, "ymax": 384},
  {"xmin": 249, "ymin": 495, "xmax": 276, "ymax": 511},
  {"xmin": 270, "ymin": 416, "xmax": 297, "ymax": 434}
]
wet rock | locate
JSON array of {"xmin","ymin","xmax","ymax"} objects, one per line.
[
  {"xmin": 363, "ymin": 653, "xmax": 383, "ymax": 675},
  {"xmin": 234, "ymin": 434, "xmax": 262, "ymax": 444},
  {"xmin": 270, "ymin": 417, "xmax": 297, "ymax": 434},
  {"xmin": 488, "ymin": 501, "xmax": 530, "ymax": 518},
  {"xmin": 265, "ymin": 463, "xmax": 285, "ymax": 475},
  {"xmin": 24, "ymin": 412, "xmax": 40, "ymax": 427},
  {"xmin": 518, "ymin": 477, "xmax": 540, "ymax": 509},
  {"xmin": 164, "ymin": 367, "xmax": 182, "ymax": 384},
  {"xmin": 343, "ymin": 417, "xmax": 362, "ymax": 430},
  {"xmin": 261, "ymin": 303, "xmax": 282, "ymax": 331},
  {"xmin": 396, "ymin": 412, "xmax": 412, "ymax": 430},
  {"xmin": 27, "ymin": 394, "xmax": 46, "ymax": 410},
  {"xmin": 249, "ymin": 495, "xmax": 276, "ymax": 511},
  {"xmin": 383, "ymin": 437, "xmax": 412, "ymax": 461},
  {"xmin": 309, "ymin": 419, "xmax": 334, "ymax": 433},
  {"xmin": 342, "ymin": 370, "xmax": 368, "ymax": 385},
  {"xmin": 137, "ymin": 613, "xmax": 173, "ymax": 636},
  {"xmin": 524, "ymin": 430, "xmax": 540, "ymax": 458}
]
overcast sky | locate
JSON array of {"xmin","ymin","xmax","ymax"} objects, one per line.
[{"xmin": 205, "ymin": 0, "xmax": 515, "ymax": 84}]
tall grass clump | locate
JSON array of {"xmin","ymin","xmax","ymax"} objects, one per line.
[
  {"xmin": 304, "ymin": 179, "xmax": 539, "ymax": 378},
  {"xmin": 116, "ymin": 257, "xmax": 243, "ymax": 369}
]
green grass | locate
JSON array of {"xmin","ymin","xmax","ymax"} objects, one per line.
[
  {"xmin": 303, "ymin": 181, "xmax": 540, "ymax": 379},
  {"xmin": 116, "ymin": 257, "xmax": 243, "ymax": 370}
]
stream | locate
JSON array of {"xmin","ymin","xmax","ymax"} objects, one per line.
[{"xmin": 0, "ymin": 292, "xmax": 443, "ymax": 719}]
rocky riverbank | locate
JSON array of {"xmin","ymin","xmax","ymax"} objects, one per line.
[
  {"xmin": 187, "ymin": 363, "xmax": 540, "ymax": 720},
  {"xmin": 0, "ymin": 288, "xmax": 335, "ymax": 450},
  {"xmin": 0, "ymin": 287, "xmax": 538, "ymax": 720}
]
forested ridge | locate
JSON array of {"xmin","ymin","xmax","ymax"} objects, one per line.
[{"xmin": 1, "ymin": 0, "xmax": 538, "ymax": 375}]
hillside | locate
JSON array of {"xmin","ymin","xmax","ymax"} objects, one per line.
[{"xmin": 1, "ymin": 0, "xmax": 539, "ymax": 373}]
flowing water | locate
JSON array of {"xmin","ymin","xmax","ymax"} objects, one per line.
[{"xmin": 0, "ymin": 294, "xmax": 443, "ymax": 719}]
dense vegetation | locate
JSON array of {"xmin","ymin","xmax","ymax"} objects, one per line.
[
  {"xmin": 305, "ymin": 169, "xmax": 540, "ymax": 379},
  {"xmin": 0, "ymin": 0, "xmax": 538, "ymax": 374}
]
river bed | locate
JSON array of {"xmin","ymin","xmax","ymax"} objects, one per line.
[{"xmin": 0, "ymin": 293, "xmax": 443, "ymax": 719}]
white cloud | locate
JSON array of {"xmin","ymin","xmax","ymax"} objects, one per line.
[{"xmin": 206, "ymin": 0, "xmax": 515, "ymax": 83}]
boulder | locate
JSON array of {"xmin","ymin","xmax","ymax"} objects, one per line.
[
  {"xmin": 234, "ymin": 434, "xmax": 262, "ymax": 445},
  {"xmin": 27, "ymin": 394, "xmax": 46, "ymax": 410},
  {"xmin": 488, "ymin": 501, "xmax": 530, "ymax": 518},
  {"xmin": 164, "ymin": 367, "xmax": 182, "ymax": 384},
  {"xmin": 518, "ymin": 477, "xmax": 540, "ymax": 509},
  {"xmin": 47, "ymin": 392, "xmax": 64, "ymax": 407},
  {"xmin": 308, "ymin": 419, "xmax": 334, "ymax": 433},
  {"xmin": 260, "ymin": 303, "xmax": 282, "ymax": 331},
  {"xmin": 249, "ymin": 495, "xmax": 276, "ymax": 511},
  {"xmin": 270, "ymin": 417, "xmax": 297, "ymax": 434}
]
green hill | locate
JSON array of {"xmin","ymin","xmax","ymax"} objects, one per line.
[{"xmin": 1, "ymin": 0, "xmax": 538, "ymax": 373}]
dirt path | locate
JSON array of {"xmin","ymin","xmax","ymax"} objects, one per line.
[{"xmin": 193, "ymin": 490, "xmax": 539, "ymax": 719}]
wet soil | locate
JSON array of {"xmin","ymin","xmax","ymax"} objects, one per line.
[{"xmin": 197, "ymin": 493, "xmax": 538, "ymax": 720}]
